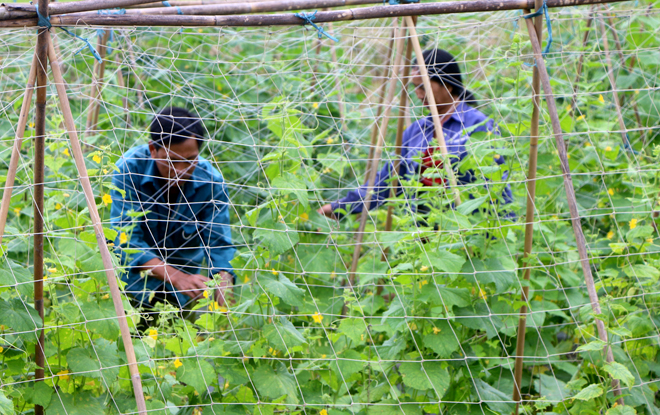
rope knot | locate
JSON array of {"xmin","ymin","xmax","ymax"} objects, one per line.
[
  {"xmin": 162, "ymin": 1, "xmax": 184, "ymax": 15},
  {"xmin": 294, "ymin": 11, "xmax": 338, "ymax": 42},
  {"xmin": 34, "ymin": 4, "xmax": 51, "ymax": 29},
  {"xmin": 523, "ymin": 0, "xmax": 553, "ymax": 56}
]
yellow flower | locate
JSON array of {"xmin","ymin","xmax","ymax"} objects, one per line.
[
  {"xmin": 198, "ymin": 28, "xmax": 204, "ymax": 33},
  {"xmin": 0, "ymin": 346, "xmax": 3, "ymax": 353},
  {"xmin": 148, "ymin": 329, "xmax": 158, "ymax": 341},
  {"xmin": 605, "ymin": 146, "xmax": 612, "ymax": 152},
  {"xmin": 629, "ymin": 218, "xmax": 638, "ymax": 230},
  {"xmin": 418, "ymin": 279, "xmax": 428, "ymax": 289},
  {"xmin": 186, "ymin": 48, "xmax": 192, "ymax": 52},
  {"xmin": 117, "ymin": 232, "xmax": 128, "ymax": 245},
  {"xmin": 57, "ymin": 370, "xmax": 70, "ymax": 381},
  {"xmin": 478, "ymin": 288, "xmax": 487, "ymax": 300},
  {"xmin": 534, "ymin": 295, "xmax": 543, "ymax": 302},
  {"xmin": 243, "ymin": 275, "xmax": 250, "ymax": 284},
  {"xmin": 203, "ymin": 290, "xmax": 209, "ymax": 299},
  {"xmin": 63, "ymin": 193, "xmax": 70, "ymax": 197},
  {"xmin": 576, "ymin": 115, "xmax": 585, "ymax": 121},
  {"xmin": 607, "ymin": 231, "xmax": 614, "ymax": 240},
  {"xmin": 224, "ymin": 381, "xmax": 229, "ymax": 389},
  {"xmin": 102, "ymin": 294, "xmax": 109, "ymax": 299},
  {"xmin": 330, "ymin": 271, "xmax": 336, "ymax": 278},
  {"xmin": 321, "ymin": 354, "xmax": 327, "ymax": 359},
  {"xmin": 62, "ymin": 148, "xmax": 70, "ymax": 157},
  {"xmin": 326, "ymin": 137, "xmax": 334, "ymax": 144},
  {"xmin": 102, "ymin": 194, "xmax": 112, "ymax": 205},
  {"xmin": 420, "ymin": 265, "xmax": 429, "ymax": 272},
  {"xmin": 92, "ymin": 154, "xmax": 102, "ymax": 163},
  {"xmin": 432, "ymin": 327, "xmax": 441, "ymax": 334},
  {"xmin": 174, "ymin": 358, "xmax": 183, "ymax": 369},
  {"xmin": 635, "ymin": 89, "xmax": 640, "ymax": 94},
  {"xmin": 598, "ymin": 94, "xmax": 605, "ymax": 104},
  {"xmin": 299, "ymin": 212, "xmax": 309, "ymax": 222},
  {"xmin": 28, "ymin": 122, "xmax": 34, "ymax": 129},
  {"xmin": 608, "ymin": 188, "xmax": 614, "ymax": 196},
  {"xmin": 13, "ymin": 208, "xmax": 20, "ymax": 216},
  {"xmin": 493, "ymin": 154, "xmax": 500, "ymax": 160},
  {"xmin": 585, "ymin": 142, "xmax": 591, "ymax": 147},
  {"xmin": 320, "ymin": 410, "xmax": 328, "ymax": 415},
  {"xmin": 646, "ymin": 238, "xmax": 653, "ymax": 244},
  {"xmin": 272, "ymin": 269, "xmax": 278, "ymax": 275},
  {"xmin": 567, "ymin": 154, "xmax": 571, "ymax": 159},
  {"xmin": 312, "ymin": 103, "xmax": 319, "ymax": 109},
  {"xmin": 552, "ymin": 215, "xmax": 559, "ymax": 221},
  {"xmin": 47, "ymin": 267, "xmax": 57, "ymax": 273},
  {"xmin": 312, "ymin": 312, "xmax": 323, "ymax": 323},
  {"xmin": 566, "ymin": 104, "xmax": 572, "ymax": 112},
  {"xmin": 322, "ymin": 167, "xmax": 332, "ymax": 174},
  {"xmin": 55, "ymin": 203, "xmax": 62, "ymax": 210}
]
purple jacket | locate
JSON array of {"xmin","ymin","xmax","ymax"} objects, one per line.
[{"xmin": 330, "ymin": 102, "xmax": 513, "ymax": 215}]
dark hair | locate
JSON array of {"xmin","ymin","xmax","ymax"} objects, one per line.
[
  {"xmin": 415, "ymin": 49, "xmax": 476, "ymax": 105},
  {"xmin": 149, "ymin": 106, "xmax": 205, "ymax": 148}
]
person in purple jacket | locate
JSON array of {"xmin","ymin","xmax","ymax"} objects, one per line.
[{"xmin": 317, "ymin": 48, "xmax": 513, "ymax": 219}]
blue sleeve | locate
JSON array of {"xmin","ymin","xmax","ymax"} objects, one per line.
[
  {"xmin": 201, "ymin": 177, "xmax": 236, "ymax": 279},
  {"xmin": 110, "ymin": 162, "xmax": 159, "ymax": 269}
]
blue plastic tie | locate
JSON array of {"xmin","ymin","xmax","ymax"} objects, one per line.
[
  {"xmin": 97, "ymin": 29, "xmax": 116, "ymax": 55},
  {"xmin": 34, "ymin": 4, "xmax": 51, "ymax": 28},
  {"xmin": 162, "ymin": 0, "xmax": 183, "ymax": 15},
  {"xmin": 624, "ymin": 133, "xmax": 639, "ymax": 154},
  {"xmin": 35, "ymin": 4, "xmax": 103, "ymax": 63},
  {"xmin": 523, "ymin": 0, "xmax": 553, "ymax": 56},
  {"xmin": 295, "ymin": 11, "xmax": 338, "ymax": 42},
  {"xmin": 384, "ymin": 0, "xmax": 419, "ymax": 5},
  {"xmin": 97, "ymin": 8, "xmax": 127, "ymax": 15}
]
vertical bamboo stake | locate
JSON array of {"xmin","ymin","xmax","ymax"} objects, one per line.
[
  {"xmin": 33, "ymin": 1, "xmax": 49, "ymax": 414},
  {"xmin": 114, "ymin": 53, "xmax": 132, "ymax": 127},
  {"xmin": 347, "ymin": 21, "xmax": 406, "ymax": 286},
  {"xmin": 512, "ymin": 1, "xmax": 543, "ymax": 411},
  {"xmin": 47, "ymin": 34, "xmax": 148, "ymax": 415},
  {"xmin": 523, "ymin": 15, "xmax": 624, "ymax": 405},
  {"xmin": 570, "ymin": 9, "xmax": 593, "ymax": 111},
  {"xmin": 406, "ymin": 16, "xmax": 461, "ymax": 207},
  {"xmin": 383, "ymin": 20, "xmax": 415, "ymax": 248},
  {"xmin": 327, "ymin": 21, "xmax": 347, "ymax": 131},
  {"xmin": 0, "ymin": 52, "xmax": 38, "ymax": 244},
  {"xmin": 125, "ymin": 34, "xmax": 145, "ymax": 109},
  {"xmin": 85, "ymin": 29, "xmax": 111, "ymax": 138}
]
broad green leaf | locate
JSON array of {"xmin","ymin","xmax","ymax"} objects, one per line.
[
  {"xmin": 176, "ymin": 358, "xmax": 216, "ymax": 394},
  {"xmin": 47, "ymin": 392, "xmax": 104, "ymax": 415},
  {"xmin": 474, "ymin": 379, "xmax": 514, "ymax": 414},
  {"xmin": 573, "ymin": 384, "xmax": 603, "ymax": 401},
  {"xmin": 462, "ymin": 258, "xmax": 516, "ymax": 294},
  {"xmin": 67, "ymin": 348, "xmax": 101, "ymax": 377},
  {"xmin": 0, "ymin": 390, "xmax": 12, "ymax": 415},
  {"xmin": 0, "ymin": 259, "xmax": 33, "ymax": 297},
  {"xmin": 422, "ymin": 321, "xmax": 459, "ymax": 357},
  {"xmin": 260, "ymin": 274, "xmax": 304, "ymax": 305},
  {"xmin": 332, "ymin": 349, "xmax": 365, "ymax": 378},
  {"xmin": 576, "ymin": 339, "xmax": 606, "ymax": 352},
  {"xmin": 536, "ymin": 374, "xmax": 571, "ymax": 402},
  {"xmin": 272, "ymin": 173, "xmax": 308, "ymax": 209},
  {"xmin": 399, "ymin": 361, "xmax": 449, "ymax": 397},
  {"xmin": 253, "ymin": 221, "xmax": 299, "ymax": 256},
  {"xmin": 624, "ymin": 264, "xmax": 659, "ymax": 281},
  {"xmin": 420, "ymin": 250, "xmax": 466, "ymax": 274},
  {"xmin": 317, "ymin": 152, "xmax": 347, "ymax": 175},
  {"xmin": 80, "ymin": 300, "xmax": 119, "ymax": 340},
  {"xmin": 339, "ymin": 318, "xmax": 367, "ymax": 344},
  {"xmin": 606, "ymin": 405, "xmax": 637, "ymax": 415},
  {"xmin": 32, "ymin": 381, "xmax": 53, "ymax": 408},
  {"xmin": 603, "ymin": 362, "xmax": 635, "ymax": 387},
  {"xmin": 264, "ymin": 317, "xmax": 307, "ymax": 351},
  {"xmin": 456, "ymin": 196, "xmax": 488, "ymax": 215},
  {"xmin": 252, "ymin": 364, "xmax": 299, "ymax": 404},
  {"xmin": 607, "ymin": 326, "xmax": 632, "ymax": 338},
  {"xmin": 0, "ymin": 298, "xmax": 42, "ymax": 340}
]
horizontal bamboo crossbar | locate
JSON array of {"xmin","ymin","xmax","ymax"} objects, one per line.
[
  {"xmin": 0, "ymin": 0, "xmax": 631, "ymax": 28},
  {"xmin": 0, "ymin": 0, "xmax": 157, "ymax": 20}
]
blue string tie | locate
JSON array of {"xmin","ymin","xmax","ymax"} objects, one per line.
[
  {"xmin": 294, "ymin": 11, "xmax": 338, "ymax": 42},
  {"xmin": 97, "ymin": 29, "xmax": 115, "ymax": 55},
  {"xmin": 384, "ymin": 0, "xmax": 419, "ymax": 5},
  {"xmin": 523, "ymin": 0, "xmax": 553, "ymax": 56},
  {"xmin": 35, "ymin": 4, "xmax": 103, "ymax": 63},
  {"xmin": 162, "ymin": 1, "xmax": 183, "ymax": 15},
  {"xmin": 97, "ymin": 8, "xmax": 127, "ymax": 15}
]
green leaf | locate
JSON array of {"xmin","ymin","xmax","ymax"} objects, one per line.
[
  {"xmin": 80, "ymin": 300, "xmax": 119, "ymax": 340},
  {"xmin": 176, "ymin": 358, "xmax": 216, "ymax": 394},
  {"xmin": 473, "ymin": 379, "xmax": 514, "ymax": 413},
  {"xmin": 272, "ymin": 173, "xmax": 308, "ymax": 209},
  {"xmin": 576, "ymin": 339, "xmax": 606, "ymax": 352},
  {"xmin": 607, "ymin": 326, "xmax": 632, "ymax": 338},
  {"xmin": 573, "ymin": 384, "xmax": 603, "ymax": 401},
  {"xmin": 422, "ymin": 321, "xmax": 459, "ymax": 358},
  {"xmin": 0, "ymin": 298, "xmax": 42, "ymax": 340},
  {"xmin": 339, "ymin": 318, "xmax": 367, "ymax": 344},
  {"xmin": 32, "ymin": 381, "xmax": 53, "ymax": 407},
  {"xmin": 260, "ymin": 274, "xmax": 304, "ymax": 306},
  {"xmin": 399, "ymin": 361, "xmax": 449, "ymax": 397},
  {"xmin": 317, "ymin": 152, "xmax": 347, "ymax": 175},
  {"xmin": 0, "ymin": 390, "xmax": 12, "ymax": 415},
  {"xmin": 624, "ymin": 264, "xmax": 659, "ymax": 281},
  {"xmin": 332, "ymin": 349, "xmax": 365, "ymax": 378},
  {"xmin": 456, "ymin": 196, "xmax": 488, "ymax": 215},
  {"xmin": 606, "ymin": 405, "xmax": 637, "ymax": 415},
  {"xmin": 603, "ymin": 362, "xmax": 635, "ymax": 387},
  {"xmin": 47, "ymin": 392, "xmax": 104, "ymax": 415},
  {"xmin": 253, "ymin": 221, "xmax": 299, "ymax": 256},
  {"xmin": 420, "ymin": 250, "xmax": 466, "ymax": 274},
  {"xmin": 264, "ymin": 317, "xmax": 307, "ymax": 351},
  {"xmin": 0, "ymin": 259, "xmax": 33, "ymax": 297},
  {"xmin": 252, "ymin": 364, "xmax": 299, "ymax": 404}
]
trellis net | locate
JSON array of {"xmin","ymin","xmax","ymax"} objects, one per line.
[{"xmin": 0, "ymin": 2, "xmax": 659, "ymax": 414}]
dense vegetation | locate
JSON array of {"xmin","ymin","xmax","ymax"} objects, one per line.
[{"xmin": 0, "ymin": 3, "xmax": 659, "ymax": 415}]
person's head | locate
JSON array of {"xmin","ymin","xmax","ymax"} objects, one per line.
[
  {"xmin": 411, "ymin": 49, "xmax": 476, "ymax": 113},
  {"xmin": 148, "ymin": 106, "xmax": 204, "ymax": 183}
]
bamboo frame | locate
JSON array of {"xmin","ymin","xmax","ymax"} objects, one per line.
[
  {"xmin": 347, "ymin": 19, "xmax": 405, "ymax": 286},
  {"xmin": 0, "ymin": 52, "xmax": 37, "ymax": 244},
  {"xmin": 85, "ymin": 29, "xmax": 111, "ymax": 138},
  {"xmin": 0, "ymin": 0, "xmax": 161, "ymax": 20},
  {"xmin": 0, "ymin": 0, "xmax": 630, "ymax": 28},
  {"xmin": 512, "ymin": 0, "xmax": 543, "ymax": 411},
  {"xmin": 47, "ymin": 33, "xmax": 149, "ymax": 415},
  {"xmin": 523, "ymin": 14, "xmax": 624, "ymax": 405},
  {"xmin": 570, "ymin": 8, "xmax": 593, "ymax": 111},
  {"xmin": 114, "ymin": 53, "xmax": 132, "ymax": 127}
]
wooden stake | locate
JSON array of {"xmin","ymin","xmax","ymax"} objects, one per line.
[
  {"xmin": 523, "ymin": 14, "xmax": 624, "ymax": 405},
  {"xmin": 114, "ymin": 54, "xmax": 132, "ymax": 127},
  {"xmin": 513, "ymin": 1, "xmax": 543, "ymax": 411},
  {"xmin": 85, "ymin": 29, "xmax": 111, "ymax": 138},
  {"xmin": 570, "ymin": 8, "xmax": 593, "ymax": 111},
  {"xmin": 47, "ymin": 33, "xmax": 148, "ymax": 415},
  {"xmin": 33, "ymin": 2, "xmax": 49, "ymax": 414},
  {"xmin": 406, "ymin": 15, "xmax": 461, "ymax": 207},
  {"xmin": 0, "ymin": 0, "xmax": 632, "ymax": 29},
  {"xmin": 0, "ymin": 52, "xmax": 38, "ymax": 244},
  {"xmin": 347, "ymin": 19, "xmax": 405, "ymax": 286}
]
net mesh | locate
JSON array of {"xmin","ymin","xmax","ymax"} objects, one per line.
[{"xmin": 0, "ymin": 2, "xmax": 659, "ymax": 414}]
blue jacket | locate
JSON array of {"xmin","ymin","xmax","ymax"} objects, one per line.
[
  {"xmin": 110, "ymin": 144, "xmax": 235, "ymax": 307},
  {"xmin": 331, "ymin": 102, "xmax": 513, "ymax": 215}
]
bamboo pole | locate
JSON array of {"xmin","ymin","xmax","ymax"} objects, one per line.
[
  {"xmin": 523, "ymin": 14, "xmax": 624, "ymax": 405},
  {"xmin": 32, "ymin": 1, "xmax": 49, "ymax": 415},
  {"xmin": 114, "ymin": 54, "xmax": 132, "ymax": 127},
  {"xmin": 406, "ymin": 15, "xmax": 461, "ymax": 207},
  {"xmin": 328, "ymin": 20, "xmax": 347, "ymax": 131},
  {"xmin": 46, "ymin": 33, "xmax": 148, "ymax": 415},
  {"xmin": 124, "ymin": 34, "xmax": 145, "ymax": 109},
  {"xmin": 512, "ymin": 1, "xmax": 543, "ymax": 411},
  {"xmin": 0, "ymin": 0, "xmax": 163, "ymax": 20},
  {"xmin": 85, "ymin": 29, "xmax": 111, "ymax": 138},
  {"xmin": 347, "ymin": 20, "xmax": 405, "ymax": 286},
  {"xmin": 570, "ymin": 8, "xmax": 593, "ymax": 111},
  {"xmin": 0, "ymin": 0, "xmax": 632, "ymax": 29},
  {"xmin": 0, "ymin": 52, "xmax": 38, "ymax": 244},
  {"xmin": 71, "ymin": 0, "xmax": 379, "ymax": 17}
]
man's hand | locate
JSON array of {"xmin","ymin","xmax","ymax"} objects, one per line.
[
  {"xmin": 215, "ymin": 271, "xmax": 233, "ymax": 306},
  {"xmin": 317, "ymin": 203, "xmax": 337, "ymax": 219},
  {"xmin": 168, "ymin": 271, "xmax": 210, "ymax": 301}
]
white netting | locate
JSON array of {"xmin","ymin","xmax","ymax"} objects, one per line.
[{"xmin": 0, "ymin": 2, "xmax": 659, "ymax": 415}]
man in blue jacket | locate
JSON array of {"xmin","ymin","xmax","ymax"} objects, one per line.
[{"xmin": 111, "ymin": 107, "xmax": 235, "ymax": 310}]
